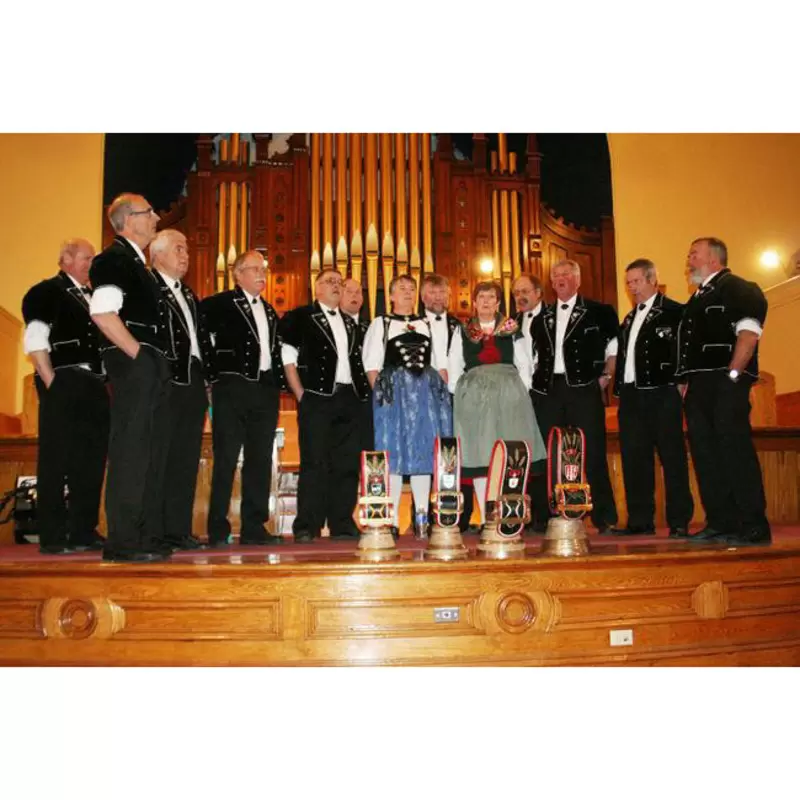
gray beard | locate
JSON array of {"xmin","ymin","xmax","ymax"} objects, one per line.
[{"xmin": 688, "ymin": 272, "xmax": 703, "ymax": 286}]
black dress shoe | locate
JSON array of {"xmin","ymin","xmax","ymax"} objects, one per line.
[
  {"xmin": 71, "ymin": 530, "xmax": 106, "ymax": 551},
  {"xmin": 719, "ymin": 528, "xmax": 772, "ymax": 547},
  {"xmin": 207, "ymin": 536, "xmax": 233, "ymax": 548},
  {"xmin": 102, "ymin": 550, "xmax": 169, "ymax": 563},
  {"xmin": 40, "ymin": 544, "xmax": 75, "ymax": 555},
  {"xmin": 389, "ymin": 526, "xmax": 400, "ymax": 540},
  {"xmin": 166, "ymin": 535, "xmax": 206, "ymax": 551},
  {"xmin": 240, "ymin": 534, "xmax": 285, "ymax": 546},
  {"xmin": 603, "ymin": 525, "xmax": 655, "ymax": 537},
  {"xmin": 668, "ymin": 526, "xmax": 691, "ymax": 539},
  {"xmin": 330, "ymin": 531, "xmax": 360, "ymax": 540},
  {"xmin": 685, "ymin": 526, "xmax": 731, "ymax": 543},
  {"xmin": 294, "ymin": 531, "xmax": 317, "ymax": 544}
]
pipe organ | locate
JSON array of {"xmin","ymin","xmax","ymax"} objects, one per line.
[{"xmin": 145, "ymin": 133, "xmax": 616, "ymax": 318}]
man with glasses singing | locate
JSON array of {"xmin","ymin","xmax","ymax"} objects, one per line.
[
  {"xmin": 201, "ymin": 250, "xmax": 285, "ymax": 547},
  {"xmin": 278, "ymin": 269, "xmax": 371, "ymax": 543},
  {"xmin": 89, "ymin": 193, "xmax": 173, "ymax": 562}
]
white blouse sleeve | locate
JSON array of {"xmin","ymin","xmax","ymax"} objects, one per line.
[
  {"xmin": 447, "ymin": 327, "xmax": 465, "ymax": 394},
  {"xmin": 428, "ymin": 321, "xmax": 445, "ymax": 371},
  {"xmin": 514, "ymin": 335, "xmax": 533, "ymax": 391},
  {"xmin": 362, "ymin": 317, "xmax": 386, "ymax": 373}
]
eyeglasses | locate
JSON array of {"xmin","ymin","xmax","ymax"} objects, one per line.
[
  {"xmin": 129, "ymin": 207, "xmax": 155, "ymax": 217},
  {"xmin": 318, "ymin": 278, "xmax": 343, "ymax": 287}
]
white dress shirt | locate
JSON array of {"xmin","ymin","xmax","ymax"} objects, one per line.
[
  {"xmin": 159, "ymin": 271, "xmax": 202, "ymax": 361},
  {"xmin": 623, "ymin": 293, "xmax": 657, "ymax": 384},
  {"xmin": 447, "ymin": 324, "xmax": 533, "ymax": 393},
  {"xmin": 242, "ymin": 289, "xmax": 271, "ymax": 371},
  {"xmin": 363, "ymin": 316, "xmax": 444, "ymax": 373},
  {"xmin": 89, "ymin": 237, "xmax": 147, "ymax": 316},
  {"xmin": 699, "ymin": 271, "xmax": 763, "ymax": 337},
  {"xmin": 280, "ymin": 302, "xmax": 352, "ymax": 384},
  {"xmin": 424, "ymin": 309, "xmax": 450, "ymax": 368}
]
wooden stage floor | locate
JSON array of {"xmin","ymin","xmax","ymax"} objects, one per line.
[{"xmin": 1, "ymin": 527, "xmax": 800, "ymax": 666}]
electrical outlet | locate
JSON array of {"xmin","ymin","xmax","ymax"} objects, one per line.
[
  {"xmin": 610, "ymin": 629, "xmax": 633, "ymax": 647},
  {"xmin": 434, "ymin": 607, "xmax": 460, "ymax": 623}
]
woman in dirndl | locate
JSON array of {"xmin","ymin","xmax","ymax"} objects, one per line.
[
  {"xmin": 362, "ymin": 274, "xmax": 453, "ymax": 537},
  {"xmin": 448, "ymin": 280, "xmax": 546, "ymax": 527}
]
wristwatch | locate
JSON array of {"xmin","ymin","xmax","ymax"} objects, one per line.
[{"xmin": 728, "ymin": 369, "xmax": 740, "ymax": 382}]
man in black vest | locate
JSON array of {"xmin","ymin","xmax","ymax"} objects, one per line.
[
  {"xmin": 150, "ymin": 229, "xmax": 212, "ymax": 550},
  {"xmin": 530, "ymin": 259, "xmax": 619, "ymax": 533},
  {"xmin": 279, "ymin": 268, "xmax": 371, "ymax": 542},
  {"xmin": 201, "ymin": 250, "xmax": 285, "ymax": 547},
  {"xmin": 677, "ymin": 237, "xmax": 770, "ymax": 546},
  {"xmin": 21, "ymin": 238, "xmax": 109, "ymax": 554},
  {"xmin": 420, "ymin": 273, "xmax": 474, "ymax": 532},
  {"xmin": 90, "ymin": 193, "xmax": 173, "ymax": 563},
  {"xmin": 341, "ymin": 277, "xmax": 374, "ymax": 454},
  {"xmin": 611, "ymin": 259, "xmax": 693, "ymax": 537},
  {"xmin": 512, "ymin": 273, "xmax": 547, "ymax": 532}
]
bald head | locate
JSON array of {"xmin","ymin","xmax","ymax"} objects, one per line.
[
  {"xmin": 341, "ymin": 278, "xmax": 364, "ymax": 317},
  {"xmin": 59, "ymin": 238, "xmax": 95, "ymax": 285}
]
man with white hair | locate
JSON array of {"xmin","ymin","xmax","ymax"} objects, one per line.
[
  {"xmin": 530, "ymin": 258, "xmax": 620, "ymax": 534},
  {"xmin": 149, "ymin": 229, "xmax": 212, "ymax": 550},
  {"xmin": 201, "ymin": 250, "xmax": 285, "ymax": 547},
  {"xmin": 21, "ymin": 238, "xmax": 109, "ymax": 554},
  {"xmin": 89, "ymin": 193, "xmax": 173, "ymax": 563}
]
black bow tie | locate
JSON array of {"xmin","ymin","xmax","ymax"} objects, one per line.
[
  {"xmin": 435, "ymin": 315, "xmax": 442, "ymax": 322},
  {"xmin": 560, "ymin": 303, "xmax": 569, "ymax": 311},
  {"xmin": 80, "ymin": 286, "xmax": 91, "ymax": 295},
  {"xmin": 327, "ymin": 309, "xmax": 337, "ymax": 317},
  {"xmin": 174, "ymin": 282, "xmax": 180, "ymax": 290},
  {"xmin": 638, "ymin": 303, "xmax": 646, "ymax": 311},
  {"xmin": 252, "ymin": 298, "xmax": 259, "ymax": 305}
]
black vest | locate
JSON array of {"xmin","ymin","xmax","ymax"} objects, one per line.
[
  {"xmin": 277, "ymin": 302, "xmax": 370, "ymax": 400},
  {"xmin": 151, "ymin": 270, "xmax": 213, "ymax": 386},
  {"xmin": 88, "ymin": 236, "xmax": 170, "ymax": 355},
  {"xmin": 614, "ymin": 293, "xmax": 684, "ymax": 393},
  {"xmin": 21, "ymin": 271, "xmax": 103, "ymax": 376},
  {"xmin": 677, "ymin": 269, "xmax": 767, "ymax": 379},
  {"xmin": 200, "ymin": 286, "xmax": 286, "ymax": 387},
  {"xmin": 531, "ymin": 295, "xmax": 620, "ymax": 393}
]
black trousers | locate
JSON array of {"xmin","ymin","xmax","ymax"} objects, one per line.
[
  {"xmin": 618, "ymin": 384, "xmax": 694, "ymax": 529},
  {"xmin": 532, "ymin": 376, "xmax": 617, "ymax": 528},
  {"xmin": 208, "ymin": 372, "xmax": 280, "ymax": 543},
  {"xmin": 104, "ymin": 347, "xmax": 172, "ymax": 555},
  {"xmin": 294, "ymin": 385, "xmax": 362, "ymax": 537},
  {"xmin": 35, "ymin": 368, "xmax": 109, "ymax": 548},
  {"xmin": 684, "ymin": 372, "xmax": 768, "ymax": 533},
  {"xmin": 162, "ymin": 360, "xmax": 208, "ymax": 544}
]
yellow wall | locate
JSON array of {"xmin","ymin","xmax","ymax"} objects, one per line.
[
  {"xmin": 609, "ymin": 133, "xmax": 800, "ymax": 396},
  {"xmin": 0, "ymin": 134, "xmax": 105, "ymax": 414},
  {"xmin": 609, "ymin": 134, "xmax": 800, "ymax": 304}
]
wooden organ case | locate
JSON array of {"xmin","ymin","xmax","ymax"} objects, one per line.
[{"xmin": 104, "ymin": 133, "xmax": 617, "ymax": 317}]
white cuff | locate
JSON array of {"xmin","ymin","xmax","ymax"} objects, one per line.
[
  {"xmin": 89, "ymin": 285, "xmax": 124, "ymax": 315},
  {"xmin": 735, "ymin": 318, "xmax": 763, "ymax": 338},
  {"xmin": 281, "ymin": 343, "xmax": 299, "ymax": 366},
  {"xmin": 23, "ymin": 320, "xmax": 52, "ymax": 354},
  {"xmin": 605, "ymin": 337, "xmax": 619, "ymax": 358}
]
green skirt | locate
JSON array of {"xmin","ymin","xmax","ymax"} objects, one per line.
[{"xmin": 454, "ymin": 363, "xmax": 546, "ymax": 469}]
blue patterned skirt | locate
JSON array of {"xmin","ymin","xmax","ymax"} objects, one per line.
[{"xmin": 373, "ymin": 366, "xmax": 453, "ymax": 474}]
